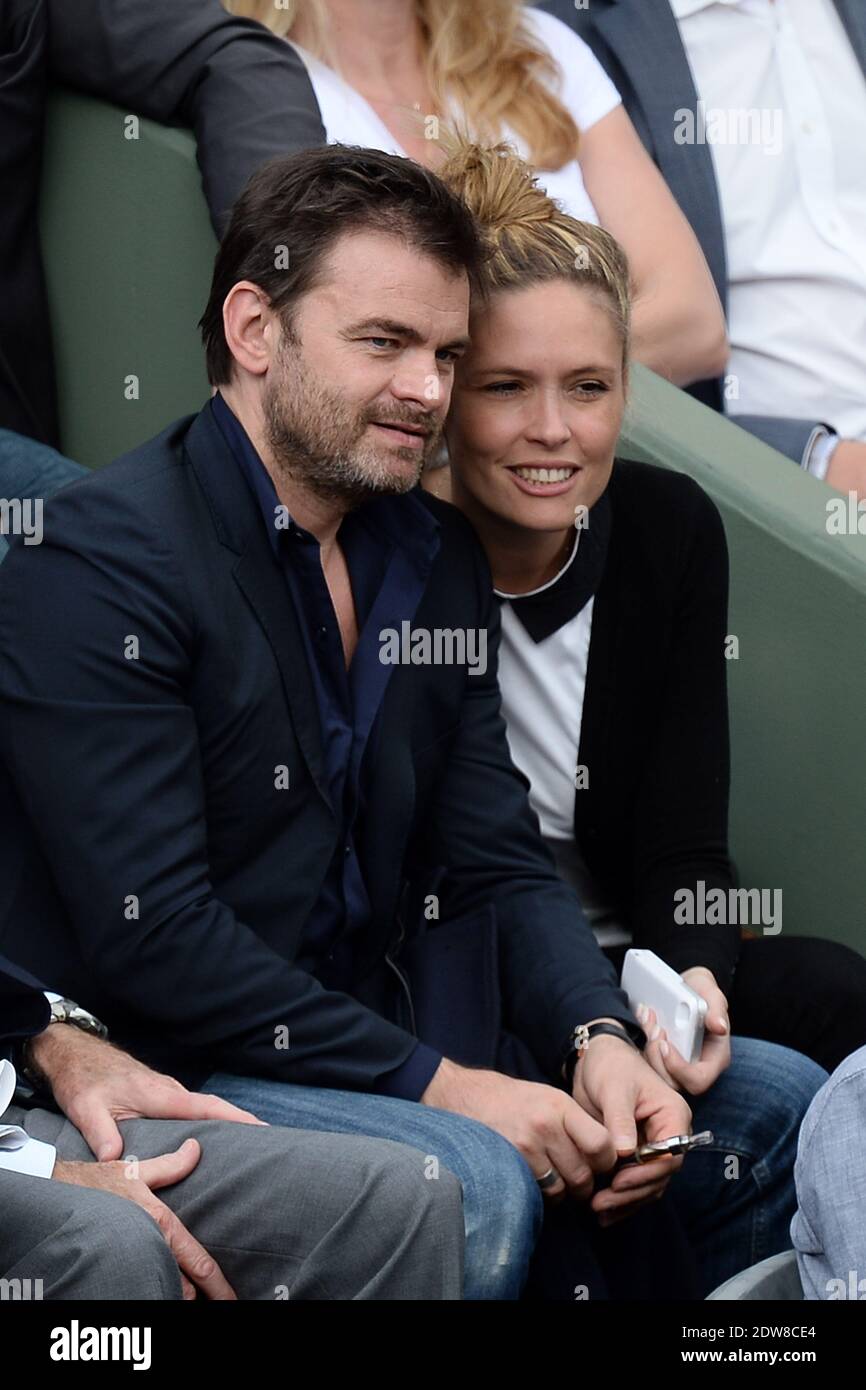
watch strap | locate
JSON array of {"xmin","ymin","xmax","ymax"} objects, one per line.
[{"xmin": 561, "ymin": 1020, "xmax": 641, "ymax": 1090}]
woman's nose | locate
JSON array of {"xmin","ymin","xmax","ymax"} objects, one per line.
[{"xmin": 525, "ymin": 398, "xmax": 571, "ymax": 448}]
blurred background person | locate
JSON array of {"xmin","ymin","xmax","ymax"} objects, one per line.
[
  {"xmin": 225, "ymin": 0, "xmax": 728, "ymax": 390},
  {"xmin": 543, "ymin": 0, "xmax": 866, "ymax": 495}
]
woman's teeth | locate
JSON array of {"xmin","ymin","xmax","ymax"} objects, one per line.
[{"xmin": 512, "ymin": 467, "xmax": 576, "ymax": 483}]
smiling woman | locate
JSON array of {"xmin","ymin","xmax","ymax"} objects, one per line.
[{"xmin": 432, "ymin": 137, "xmax": 866, "ymax": 1103}]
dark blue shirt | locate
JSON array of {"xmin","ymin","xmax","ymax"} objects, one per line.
[{"xmin": 211, "ymin": 393, "xmax": 442, "ymax": 1100}]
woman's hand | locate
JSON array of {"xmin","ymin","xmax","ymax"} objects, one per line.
[{"xmin": 638, "ymin": 966, "xmax": 731, "ymax": 1096}]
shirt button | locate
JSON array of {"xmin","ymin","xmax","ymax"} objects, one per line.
[
  {"xmin": 344, "ymin": 843, "xmax": 351, "ymax": 856},
  {"xmin": 318, "ymin": 625, "xmax": 327, "ymax": 639}
]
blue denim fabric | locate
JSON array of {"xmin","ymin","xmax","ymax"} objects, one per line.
[
  {"xmin": 207, "ymin": 1035, "xmax": 825, "ymax": 1300},
  {"xmin": 203, "ymin": 1074, "xmax": 543, "ymax": 1301},
  {"xmin": 791, "ymin": 1044, "xmax": 866, "ymax": 1300},
  {"xmin": 673, "ymin": 1036, "xmax": 827, "ymax": 1296},
  {"xmin": 0, "ymin": 430, "xmax": 87, "ymax": 562}
]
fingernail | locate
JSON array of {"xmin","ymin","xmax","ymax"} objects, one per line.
[
  {"xmin": 615, "ymin": 1135, "xmax": 634, "ymax": 1150},
  {"xmin": 719, "ymin": 1018, "xmax": 729, "ymax": 1034},
  {"xmin": 636, "ymin": 1005, "xmax": 647, "ymax": 1024},
  {"xmin": 650, "ymin": 1025, "xmax": 661, "ymax": 1041},
  {"xmin": 660, "ymin": 1041, "xmax": 669, "ymax": 1058}
]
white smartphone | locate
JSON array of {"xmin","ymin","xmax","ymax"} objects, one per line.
[{"xmin": 620, "ymin": 948, "xmax": 708, "ymax": 1065}]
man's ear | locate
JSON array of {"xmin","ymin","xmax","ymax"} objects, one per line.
[{"xmin": 222, "ymin": 281, "xmax": 275, "ymax": 379}]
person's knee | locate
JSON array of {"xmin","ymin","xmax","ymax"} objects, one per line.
[
  {"xmin": 731, "ymin": 1036, "xmax": 827, "ymax": 1165},
  {"xmin": 457, "ymin": 1123, "xmax": 543, "ymax": 1299},
  {"xmin": 56, "ymin": 1191, "xmax": 182, "ymax": 1301}
]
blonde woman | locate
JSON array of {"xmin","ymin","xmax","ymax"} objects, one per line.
[
  {"xmin": 417, "ymin": 135, "xmax": 830, "ymax": 1295},
  {"xmin": 225, "ymin": 0, "xmax": 727, "ymax": 388}
]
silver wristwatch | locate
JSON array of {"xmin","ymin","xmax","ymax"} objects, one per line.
[{"xmin": 44, "ymin": 996, "xmax": 108, "ymax": 1038}]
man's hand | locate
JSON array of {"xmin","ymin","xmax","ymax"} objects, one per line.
[
  {"xmin": 27, "ymin": 1025, "xmax": 266, "ymax": 1160},
  {"xmin": 53, "ymin": 1139, "xmax": 235, "ymax": 1300},
  {"xmin": 570, "ymin": 1028, "xmax": 692, "ymax": 1226},
  {"xmin": 422, "ymin": 1058, "xmax": 618, "ymax": 1203},
  {"xmin": 638, "ymin": 966, "xmax": 731, "ymax": 1097}
]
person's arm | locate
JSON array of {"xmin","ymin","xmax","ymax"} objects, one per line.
[
  {"xmin": 46, "ymin": 0, "xmax": 326, "ymax": 233},
  {"xmin": 628, "ymin": 477, "xmax": 740, "ymax": 995},
  {"xmin": 0, "ymin": 480, "xmax": 427, "ymax": 1094},
  {"xmin": 411, "ymin": 521, "xmax": 640, "ymax": 1081},
  {"xmin": 580, "ymin": 106, "xmax": 728, "ymax": 387},
  {"xmin": 731, "ymin": 415, "xmax": 866, "ymax": 496},
  {"xmin": 0, "ymin": 955, "xmax": 51, "ymax": 1061}
]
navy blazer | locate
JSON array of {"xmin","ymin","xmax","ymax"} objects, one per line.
[
  {"xmin": 537, "ymin": 0, "xmax": 866, "ymax": 463},
  {"xmin": 0, "ymin": 953, "xmax": 49, "ymax": 1060},
  {"xmin": 0, "ymin": 405, "xmax": 637, "ymax": 1091}
]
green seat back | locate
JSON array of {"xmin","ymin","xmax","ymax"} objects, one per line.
[{"xmin": 40, "ymin": 88, "xmax": 216, "ymax": 467}]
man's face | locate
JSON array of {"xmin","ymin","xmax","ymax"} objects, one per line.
[{"xmin": 262, "ymin": 229, "xmax": 471, "ymax": 506}]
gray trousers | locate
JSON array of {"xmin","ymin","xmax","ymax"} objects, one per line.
[{"xmin": 0, "ymin": 1105, "xmax": 463, "ymax": 1300}]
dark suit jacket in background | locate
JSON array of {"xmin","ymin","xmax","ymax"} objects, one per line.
[
  {"xmin": 537, "ymin": 0, "xmax": 866, "ymax": 463},
  {"xmin": 0, "ymin": 0, "xmax": 324, "ymax": 447},
  {"xmin": 0, "ymin": 405, "xmax": 637, "ymax": 1092}
]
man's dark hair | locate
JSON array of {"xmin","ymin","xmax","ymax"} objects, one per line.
[{"xmin": 199, "ymin": 144, "xmax": 487, "ymax": 385}]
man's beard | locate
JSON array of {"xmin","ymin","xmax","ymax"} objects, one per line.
[{"xmin": 263, "ymin": 340, "xmax": 443, "ymax": 507}]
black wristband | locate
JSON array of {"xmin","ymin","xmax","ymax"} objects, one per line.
[{"xmin": 561, "ymin": 1020, "xmax": 641, "ymax": 1091}]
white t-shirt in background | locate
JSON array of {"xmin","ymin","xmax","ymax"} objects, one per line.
[{"xmin": 288, "ymin": 7, "xmax": 621, "ymax": 225}]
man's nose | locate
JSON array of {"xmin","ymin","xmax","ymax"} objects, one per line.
[{"xmin": 389, "ymin": 355, "xmax": 447, "ymax": 410}]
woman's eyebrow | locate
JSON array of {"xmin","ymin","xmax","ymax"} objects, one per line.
[{"xmin": 472, "ymin": 364, "xmax": 616, "ymax": 377}]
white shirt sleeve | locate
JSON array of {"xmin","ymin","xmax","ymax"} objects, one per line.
[
  {"xmin": 0, "ymin": 1134, "xmax": 57, "ymax": 1179},
  {"xmin": 0, "ymin": 1059, "xmax": 57, "ymax": 1179},
  {"xmin": 523, "ymin": 8, "xmax": 622, "ymax": 133}
]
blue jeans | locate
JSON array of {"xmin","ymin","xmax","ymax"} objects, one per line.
[
  {"xmin": 205, "ymin": 1076, "xmax": 543, "ymax": 1300},
  {"xmin": 206, "ymin": 1036, "xmax": 825, "ymax": 1300},
  {"xmin": 0, "ymin": 429, "xmax": 86, "ymax": 562},
  {"xmin": 665, "ymin": 1036, "xmax": 826, "ymax": 1295}
]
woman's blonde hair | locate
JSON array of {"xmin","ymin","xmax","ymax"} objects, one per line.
[
  {"xmin": 438, "ymin": 133, "xmax": 631, "ymax": 362},
  {"xmin": 224, "ymin": 0, "xmax": 581, "ymax": 170}
]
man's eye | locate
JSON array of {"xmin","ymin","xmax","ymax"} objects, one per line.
[
  {"xmin": 435, "ymin": 349, "xmax": 460, "ymax": 364},
  {"xmin": 366, "ymin": 337, "xmax": 398, "ymax": 350}
]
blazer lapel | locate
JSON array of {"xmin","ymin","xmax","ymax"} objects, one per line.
[
  {"xmin": 591, "ymin": 0, "xmax": 728, "ymax": 307},
  {"xmin": 184, "ymin": 407, "xmax": 333, "ymax": 816},
  {"xmin": 834, "ymin": 0, "xmax": 866, "ymax": 70}
]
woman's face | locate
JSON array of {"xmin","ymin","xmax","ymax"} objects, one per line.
[{"xmin": 445, "ymin": 281, "xmax": 626, "ymax": 534}]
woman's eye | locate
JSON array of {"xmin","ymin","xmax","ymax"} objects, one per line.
[
  {"xmin": 573, "ymin": 380, "xmax": 607, "ymax": 395},
  {"xmin": 485, "ymin": 381, "xmax": 521, "ymax": 395}
]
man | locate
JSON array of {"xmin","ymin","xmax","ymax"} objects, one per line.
[
  {"xmin": 0, "ymin": 144, "xmax": 820, "ymax": 1300},
  {"xmin": 1, "ymin": 0, "xmax": 324, "ymax": 447},
  {"xmin": 0, "ymin": 952, "xmax": 465, "ymax": 1300},
  {"xmin": 540, "ymin": 0, "xmax": 866, "ymax": 494}
]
